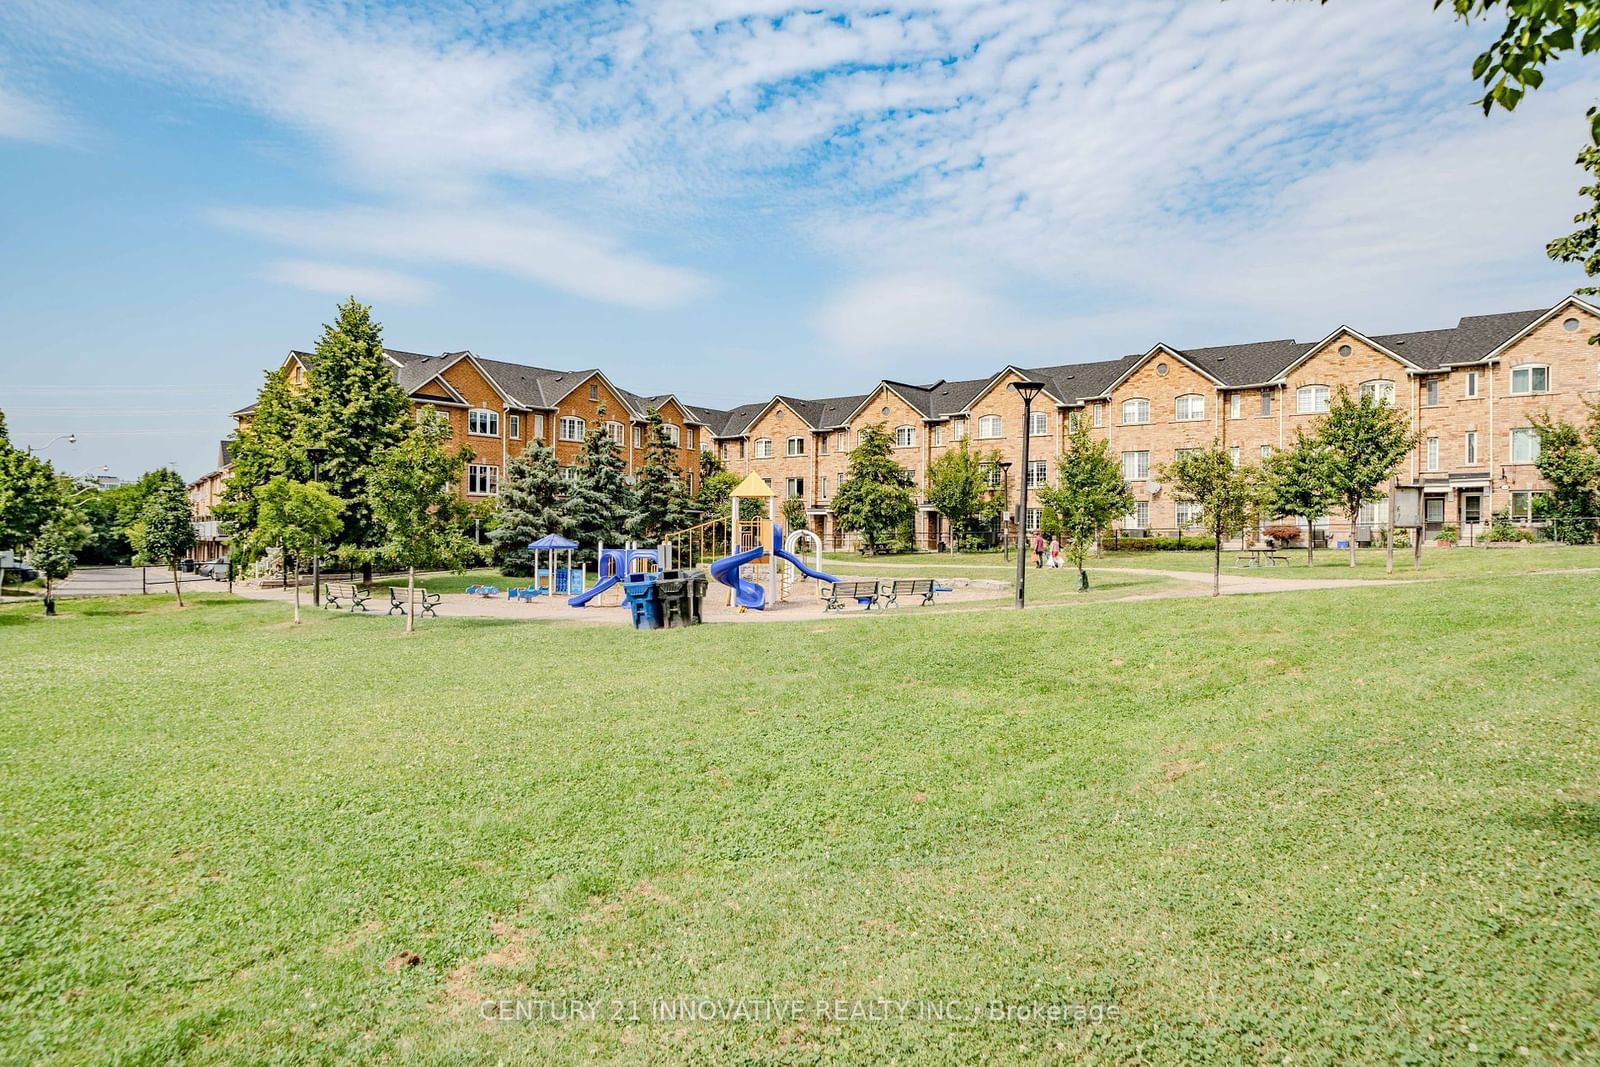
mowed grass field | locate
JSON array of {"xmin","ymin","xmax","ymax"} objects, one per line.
[{"xmin": 3, "ymin": 576, "xmax": 1598, "ymax": 1063}]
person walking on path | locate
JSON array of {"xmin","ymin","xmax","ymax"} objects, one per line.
[
  {"xmin": 1049, "ymin": 536, "xmax": 1062, "ymax": 568},
  {"xmin": 1033, "ymin": 532, "xmax": 1045, "ymax": 568}
]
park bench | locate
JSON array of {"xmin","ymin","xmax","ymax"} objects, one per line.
[
  {"xmin": 324, "ymin": 582, "xmax": 370, "ymax": 612},
  {"xmin": 388, "ymin": 587, "xmax": 441, "ymax": 617},
  {"xmin": 824, "ymin": 579, "xmax": 881, "ymax": 611},
  {"xmin": 883, "ymin": 578, "xmax": 937, "ymax": 607}
]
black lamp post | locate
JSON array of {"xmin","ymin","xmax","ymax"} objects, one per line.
[
  {"xmin": 305, "ymin": 446, "xmax": 327, "ymax": 607},
  {"xmin": 996, "ymin": 461, "xmax": 1013, "ymax": 560},
  {"xmin": 1009, "ymin": 380, "xmax": 1046, "ymax": 610}
]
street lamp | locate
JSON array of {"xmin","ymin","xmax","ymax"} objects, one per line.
[
  {"xmin": 305, "ymin": 446, "xmax": 327, "ymax": 607},
  {"xmin": 1009, "ymin": 380, "xmax": 1046, "ymax": 610},
  {"xmin": 25, "ymin": 433, "xmax": 76, "ymax": 456},
  {"xmin": 996, "ymin": 461, "xmax": 1013, "ymax": 560}
]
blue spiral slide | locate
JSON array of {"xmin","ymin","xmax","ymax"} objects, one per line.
[{"xmin": 708, "ymin": 527, "xmax": 838, "ymax": 611}]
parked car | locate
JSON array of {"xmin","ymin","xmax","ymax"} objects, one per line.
[
  {"xmin": 198, "ymin": 556, "xmax": 230, "ymax": 579},
  {"xmin": 3, "ymin": 563, "xmax": 39, "ymax": 582}
]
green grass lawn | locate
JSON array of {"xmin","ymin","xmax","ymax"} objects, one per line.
[
  {"xmin": 830, "ymin": 543, "xmax": 1600, "ymax": 582},
  {"xmin": 3, "ymin": 579, "xmax": 1598, "ymax": 1063}
]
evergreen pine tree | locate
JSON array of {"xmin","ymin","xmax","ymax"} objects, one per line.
[
  {"xmin": 489, "ymin": 440, "xmax": 568, "ymax": 576},
  {"xmin": 564, "ymin": 424, "xmax": 635, "ymax": 559},
  {"xmin": 628, "ymin": 409, "xmax": 691, "ymax": 541},
  {"xmin": 297, "ymin": 298, "xmax": 410, "ymax": 577}
]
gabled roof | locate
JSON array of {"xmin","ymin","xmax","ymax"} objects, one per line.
[
  {"xmin": 1024, "ymin": 355, "xmax": 1142, "ymax": 405},
  {"xmin": 1169, "ymin": 340, "xmax": 1309, "ymax": 388},
  {"xmin": 1455, "ymin": 300, "xmax": 1591, "ymax": 365}
]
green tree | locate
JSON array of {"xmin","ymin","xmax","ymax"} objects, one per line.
[
  {"xmin": 1161, "ymin": 447, "xmax": 1265, "ymax": 598},
  {"xmin": 366, "ymin": 411, "xmax": 474, "ymax": 633},
  {"xmin": 926, "ymin": 438, "xmax": 999, "ymax": 553},
  {"xmin": 298, "ymin": 298, "xmax": 411, "ymax": 580},
  {"xmin": 1318, "ymin": 387, "xmax": 1419, "ymax": 567},
  {"xmin": 131, "ymin": 479, "xmax": 198, "ymax": 607},
  {"xmin": 780, "ymin": 494, "xmax": 809, "ymax": 534},
  {"xmin": 1036, "ymin": 417, "xmax": 1135, "ymax": 591},
  {"xmin": 217, "ymin": 368, "xmax": 307, "ymax": 549},
  {"xmin": 696, "ymin": 468, "xmax": 742, "ymax": 522},
  {"xmin": 1263, "ymin": 429, "xmax": 1339, "ymax": 566},
  {"xmin": 564, "ymin": 425, "xmax": 635, "ymax": 558},
  {"xmin": 27, "ymin": 509, "xmax": 90, "ymax": 616},
  {"xmin": 0, "ymin": 408, "xmax": 60, "ymax": 554},
  {"xmin": 249, "ymin": 476, "xmax": 345, "ymax": 624},
  {"xmin": 629, "ymin": 410, "xmax": 692, "ymax": 541},
  {"xmin": 489, "ymin": 440, "xmax": 567, "ymax": 576},
  {"xmin": 831, "ymin": 423, "xmax": 917, "ymax": 555},
  {"xmin": 1531, "ymin": 415, "xmax": 1600, "ymax": 542}
]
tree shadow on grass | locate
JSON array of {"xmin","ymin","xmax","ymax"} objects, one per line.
[{"xmin": 1503, "ymin": 800, "xmax": 1600, "ymax": 840}]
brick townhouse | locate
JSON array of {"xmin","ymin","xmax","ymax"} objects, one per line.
[{"xmin": 202, "ymin": 294, "xmax": 1600, "ymax": 552}]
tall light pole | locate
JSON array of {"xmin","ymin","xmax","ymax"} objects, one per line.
[
  {"xmin": 306, "ymin": 446, "xmax": 327, "ymax": 607},
  {"xmin": 997, "ymin": 461, "xmax": 1013, "ymax": 561},
  {"xmin": 1010, "ymin": 380, "xmax": 1046, "ymax": 610},
  {"xmin": 25, "ymin": 433, "xmax": 76, "ymax": 456}
]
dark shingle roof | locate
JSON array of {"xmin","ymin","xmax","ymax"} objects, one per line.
[
  {"xmin": 1439, "ymin": 309, "xmax": 1548, "ymax": 365},
  {"xmin": 1026, "ymin": 355, "xmax": 1142, "ymax": 404},
  {"xmin": 1169, "ymin": 340, "xmax": 1311, "ymax": 388}
]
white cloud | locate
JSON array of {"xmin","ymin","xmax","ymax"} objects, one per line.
[
  {"xmin": 223, "ymin": 205, "xmax": 712, "ymax": 310},
  {"xmin": 261, "ymin": 259, "xmax": 436, "ymax": 304},
  {"xmin": 0, "ymin": 80, "xmax": 75, "ymax": 144}
]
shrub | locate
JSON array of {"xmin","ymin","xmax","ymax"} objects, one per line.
[
  {"xmin": 1489, "ymin": 509, "xmax": 1519, "ymax": 542},
  {"xmin": 1264, "ymin": 524, "xmax": 1302, "ymax": 545},
  {"xmin": 1437, "ymin": 523, "xmax": 1459, "ymax": 545},
  {"xmin": 1111, "ymin": 536, "xmax": 1218, "ymax": 552}
]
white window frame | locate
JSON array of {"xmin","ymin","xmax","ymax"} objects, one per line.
[
  {"xmin": 1464, "ymin": 371, "xmax": 1480, "ymax": 398},
  {"xmin": 1464, "ymin": 431, "xmax": 1478, "ymax": 465},
  {"xmin": 1259, "ymin": 389, "xmax": 1272, "ymax": 417},
  {"xmin": 1122, "ymin": 450, "xmax": 1149, "ymax": 481},
  {"xmin": 977, "ymin": 415, "xmax": 1002, "ymax": 439},
  {"xmin": 785, "ymin": 435, "xmax": 805, "ymax": 457},
  {"xmin": 1228, "ymin": 446, "xmax": 1241, "ymax": 468},
  {"xmin": 632, "ymin": 425, "xmax": 642, "ymax": 448},
  {"xmin": 1425, "ymin": 436, "xmax": 1439, "ymax": 471},
  {"xmin": 466, "ymin": 464, "xmax": 499, "ymax": 497},
  {"xmin": 1510, "ymin": 427, "xmax": 1540, "ymax": 464},
  {"xmin": 1121, "ymin": 398, "xmax": 1150, "ymax": 425},
  {"xmin": 533, "ymin": 413, "xmax": 545, "ymax": 441},
  {"xmin": 467, "ymin": 408, "xmax": 499, "ymax": 437},
  {"xmin": 1260, "ymin": 444, "xmax": 1272, "ymax": 461},
  {"xmin": 754, "ymin": 437, "xmax": 774, "ymax": 459},
  {"xmin": 1028, "ymin": 410, "xmax": 1049, "ymax": 437},
  {"xmin": 1424, "ymin": 380, "xmax": 1439, "ymax": 406},
  {"xmin": 559, "ymin": 416, "xmax": 585, "ymax": 442},
  {"xmin": 1509, "ymin": 490, "xmax": 1546, "ymax": 518},
  {"xmin": 1296, "ymin": 385, "xmax": 1330, "ymax": 414},
  {"xmin": 894, "ymin": 425, "xmax": 916, "ymax": 448},
  {"xmin": 1027, "ymin": 459, "xmax": 1046, "ymax": 488},
  {"xmin": 1092, "ymin": 404, "xmax": 1104, "ymax": 428},
  {"xmin": 952, "ymin": 417, "xmax": 968, "ymax": 440},
  {"xmin": 984, "ymin": 464, "xmax": 1004, "ymax": 490},
  {"xmin": 819, "ymin": 434, "xmax": 830, "ymax": 455},
  {"xmin": 1175, "ymin": 394, "xmax": 1205, "ymax": 422},
  {"xmin": 1360, "ymin": 379, "xmax": 1395, "ymax": 406},
  {"xmin": 508, "ymin": 414, "xmax": 520, "ymax": 439},
  {"xmin": 1175, "ymin": 501, "xmax": 1202, "ymax": 527},
  {"xmin": 1510, "ymin": 364, "xmax": 1549, "ymax": 395},
  {"xmin": 785, "ymin": 477, "xmax": 804, "ymax": 498},
  {"xmin": 932, "ymin": 426, "xmax": 943, "ymax": 446},
  {"xmin": 662, "ymin": 423, "xmax": 681, "ymax": 447},
  {"xmin": 1025, "ymin": 507, "xmax": 1041, "ymax": 531},
  {"xmin": 604, "ymin": 421, "xmax": 624, "ymax": 445},
  {"xmin": 1123, "ymin": 501, "xmax": 1150, "ymax": 528},
  {"xmin": 1229, "ymin": 393, "xmax": 1241, "ymax": 419},
  {"xmin": 819, "ymin": 476, "xmax": 829, "ymax": 499}
]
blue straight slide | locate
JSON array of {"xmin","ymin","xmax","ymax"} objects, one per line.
[
  {"xmin": 567, "ymin": 571, "xmax": 618, "ymax": 607},
  {"xmin": 708, "ymin": 544, "xmax": 768, "ymax": 610},
  {"xmin": 773, "ymin": 542, "xmax": 838, "ymax": 586}
]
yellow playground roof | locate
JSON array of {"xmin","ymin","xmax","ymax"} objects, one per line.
[{"xmin": 731, "ymin": 472, "xmax": 776, "ymax": 498}]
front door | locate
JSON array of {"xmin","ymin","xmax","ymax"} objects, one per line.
[{"xmin": 1461, "ymin": 492, "xmax": 1483, "ymax": 534}]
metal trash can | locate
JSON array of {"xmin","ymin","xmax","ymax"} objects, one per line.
[
  {"xmin": 684, "ymin": 569, "xmax": 709, "ymax": 625},
  {"xmin": 621, "ymin": 572, "xmax": 663, "ymax": 630},
  {"xmin": 655, "ymin": 570, "xmax": 689, "ymax": 628}
]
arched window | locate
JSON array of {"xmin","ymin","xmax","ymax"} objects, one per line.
[
  {"xmin": 785, "ymin": 435, "xmax": 805, "ymax": 456},
  {"xmin": 977, "ymin": 414, "xmax": 1002, "ymax": 439},
  {"xmin": 604, "ymin": 421, "xmax": 624, "ymax": 443},
  {"xmin": 1174, "ymin": 394, "xmax": 1204, "ymax": 421},
  {"xmin": 661, "ymin": 423, "xmax": 681, "ymax": 446},
  {"xmin": 1121, "ymin": 398, "xmax": 1150, "ymax": 425},
  {"xmin": 1359, "ymin": 379, "xmax": 1395, "ymax": 406},
  {"xmin": 1028, "ymin": 410, "xmax": 1049, "ymax": 436},
  {"xmin": 559, "ymin": 416, "xmax": 586, "ymax": 441},
  {"xmin": 894, "ymin": 425, "xmax": 916, "ymax": 447},
  {"xmin": 1296, "ymin": 385, "xmax": 1330, "ymax": 414},
  {"xmin": 754, "ymin": 437, "xmax": 773, "ymax": 459}
]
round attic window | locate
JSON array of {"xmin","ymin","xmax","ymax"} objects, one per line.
[
  {"xmin": 1563, "ymin": 317, "xmax": 1581, "ymax": 332},
  {"xmin": 881, "ymin": 406, "xmax": 890, "ymax": 416},
  {"xmin": 775, "ymin": 409, "xmax": 784, "ymax": 418},
  {"xmin": 1338, "ymin": 344, "xmax": 1353, "ymax": 357},
  {"xmin": 1156, "ymin": 362, "xmax": 1169, "ymax": 376}
]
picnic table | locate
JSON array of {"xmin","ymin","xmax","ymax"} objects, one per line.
[{"xmin": 1237, "ymin": 544, "xmax": 1288, "ymax": 568}]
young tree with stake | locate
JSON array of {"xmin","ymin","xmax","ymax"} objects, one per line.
[
  {"xmin": 1036, "ymin": 416, "xmax": 1135, "ymax": 591},
  {"xmin": 1162, "ymin": 447, "xmax": 1265, "ymax": 598},
  {"xmin": 1263, "ymin": 429, "xmax": 1338, "ymax": 566},
  {"xmin": 132, "ymin": 479, "xmax": 198, "ymax": 607},
  {"xmin": 366, "ymin": 411, "xmax": 474, "ymax": 633},
  {"xmin": 1317, "ymin": 387, "xmax": 1418, "ymax": 567},
  {"xmin": 249, "ymin": 476, "xmax": 345, "ymax": 624},
  {"xmin": 27, "ymin": 509, "xmax": 90, "ymax": 616}
]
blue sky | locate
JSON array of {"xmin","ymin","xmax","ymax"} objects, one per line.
[{"xmin": 2, "ymin": 0, "xmax": 1597, "ymax": 480}]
